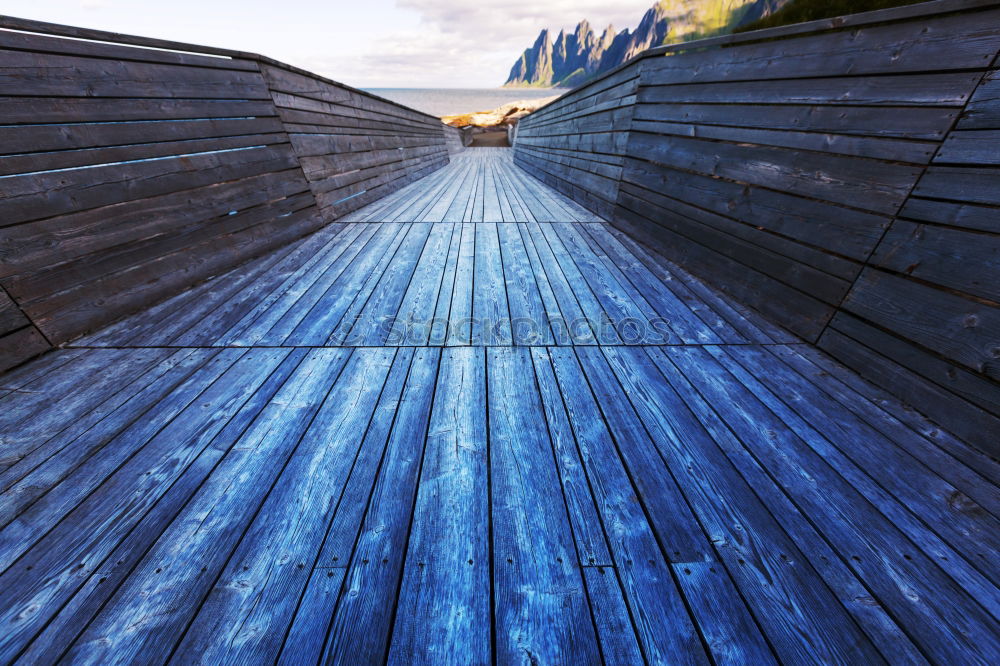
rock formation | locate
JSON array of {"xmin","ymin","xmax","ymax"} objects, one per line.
[{"xmin": 504, "ymin": 0, "xmax": 790, "ymax": 88}]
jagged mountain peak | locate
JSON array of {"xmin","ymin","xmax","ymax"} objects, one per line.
[{"xmin": 504, "ymin": 0, "xmax": 790, "ymax": 88}]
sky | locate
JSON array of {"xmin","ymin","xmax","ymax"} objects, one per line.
[{"xmin": 0, "ymin": 1, "xmax": 654, "ymax": 88}]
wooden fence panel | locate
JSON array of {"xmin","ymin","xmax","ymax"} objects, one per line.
[
  {"xmin": 824, "ymin": 57, "xmax": 1000, "ymax": 456},
  {"xmin": 616, "ymin": 5, "xmax": 1000, "ymax": 342},
  {"xmin": 261, "ymin": 62, "xmax": 449, "ymax": 220},
  {"xmin": 512, "ymin": 0, "xmax": 1000, "ymax": 456},
  {"xmin": 513, "ymin": 65, "xmax": 640, "ymax": 220},
  {"xmin": 0, "ymin": 20, "xmax": 451, "ymax": 370},
  {"xmin": 0, "ymin": 29, "xmax": 322, "ymax": 359}
]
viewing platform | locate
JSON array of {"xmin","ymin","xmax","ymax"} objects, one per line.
[{"xmin": 1, "ymin": 2, "xmax": 998, "ymax": 664}]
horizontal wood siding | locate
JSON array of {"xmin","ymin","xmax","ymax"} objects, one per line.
[
  {"xmin": 822, "ymin": 56, "xmax": 1000, "ymax": 456},
  {"xmin": 615, "ymin": 6, "xmax": 1000, "ymax": 341},
  {"xmin": 0, "ymin": 287, "xmax": 48, "ymax": 373},
  {"xmin": 444, "ymin": 125, "xmax": 466, "ymax": 154},
  {"xmin": 0, "ymin": 30, "xmax": 324, "ymax": 360},
  {"xmin": 513, "ymin": 66, "xmax": 640, "ymax": 220},
  {"xmin": 261, "ymin": 63, "xmax": 449, "ymax": 220},
  {"xmin": 512, "ymin": 0, "xmax": 1000, "ymax": 458},
  {"xmin": 0, "ymin": 22, "xmax": 449, "ymax": 371}
]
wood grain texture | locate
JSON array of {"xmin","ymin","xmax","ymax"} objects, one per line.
[
  {"xmin": 2, "ymin": 6, "xmax": 999, "ymax": 658},
  {"xmin": 514, "ymin": 0, "xmax": 1000, "ymax": 456}
]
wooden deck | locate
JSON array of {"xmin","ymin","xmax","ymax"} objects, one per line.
[{"xmin": 1, "ymin": 149, "xmax": 998, "ymax": 664}]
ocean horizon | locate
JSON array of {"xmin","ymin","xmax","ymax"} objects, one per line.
[{"xmin": 363, "ymin": 88, "xmax": 569, "ymax": 118}]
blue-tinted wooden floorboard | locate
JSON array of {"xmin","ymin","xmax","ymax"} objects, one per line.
[{"xmin": 1, "ymin": 149, "xmax": 997, "ymax": 665}]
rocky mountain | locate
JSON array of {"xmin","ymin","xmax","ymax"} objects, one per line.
[{"xmin": 504, "ymin": 0, "xmax": 789, "ymax": 88}]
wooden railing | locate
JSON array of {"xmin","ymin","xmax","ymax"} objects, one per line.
[
  {"xmin": 514, "ymin": 0, "xmax": 1000, "ymax": 455},
  {"xmin": 0, "ymin": 16, "xmax": 449, "ymax": 370}
]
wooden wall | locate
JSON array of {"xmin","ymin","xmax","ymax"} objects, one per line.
[
  {"xmin": 617, "ymin": 6, "xmax": 1000, "ymax": 341},
  {"xmin": 513, "ymin": 66, "xmax": 639, "ymax": 220},
  {"xmin": 0, "ymin": 17, "xmax": 450, "ymax": 372},
  {"xmin": 513, "ymin": 0, "xmax": 1000, "ymax": 455},
  {"xmin": 444, "ymin": 125, "xmax": 467, "ymax": 154},
  {"xmin": 822, "ymin": 54, "xmax": 1000, "ymax": 456},
  {"xmin": 260, "ymin": 61, "xmax": 449, "ymax": 219}
]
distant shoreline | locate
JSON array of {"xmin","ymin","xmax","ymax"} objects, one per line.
[{"xmin": 441, "ymin": 95, "xmax": 561, "ymax": 128}]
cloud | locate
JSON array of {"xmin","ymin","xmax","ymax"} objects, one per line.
[
  {"xmin": 399, "ymin": 1, "xmax": 651, "ymax": 42},
  {"xmin": 79, "ymin": 0, "xmax": 112, "ymax": 9},
  {"xmin": 328, "ymin": 1, "xmax": 653, "ymax": 87}
]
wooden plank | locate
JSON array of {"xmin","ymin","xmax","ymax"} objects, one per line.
[
  {"xmin": 0, "ymin": 348, "xmax": 290, "ymax": 661},
  {"xmin": 819, "ymin": 314, "xmax": 1000, "ymax": 458},
  {"xmin": 5, "ymin": 181, "xmax": 314, "ymax": 306},
  {"xmin": 869, "ymin": 220, "xmax": 1000, "ymax": 303},
  {"xmin": 17, "ymin": 348, "xmax": 309, "ymax": 665},
  {"xmin": 497, "ymin": 223, "xmax": 554, "ymax": 345},
  {"xmin": 551, "ymin": 224, "xmax": 672, "ymax": 344},
  {"xmin": 341, "ymin": 223, "xmax": 433, "ymax": 346},
  {"xmin": 25, "ymin": 204, "xmax": 323, "ymax": 343},
  {"xmin": 387, "ymin": 223, "xmax": 456, "ymax": 345},
  {"xmin": 0, "ymin": 29, "xmax": 257, "ymax": 70},
  {"xmin": 783, "ymin": 342, "xmax": 1000, "ymax": 487},
  {"xmin": 0, "ymin": 144, "xmax": 299, "ymax": 228},
  {"xmin": 717, "ymin": 345, "xmax": 1000, "ymax": 584},
  {"xmin": 285, "ymin": 224, "xmax": 407, "ymax": 345},
  {"xmin": 0, "ymin": 116, "xmax": 283, "ymax": 158},
  {"xmin": 756, "ymin": 344, "xmax": 1000, "ymax": 517},
  {"xmin": 471, "ymin": 223, "xmax": 512, "ymax": 345},
  {"xmin": 516, "ymin": 224, "xmax": 585, "ymax": 345},
  {"xmin": 672, "ymin": 562, "xmax": 779, "ymax": 666},
  {"xmin": 580, "ymin": 567, "xmax": 646, "ymax": 665},
  {"xmin": 612, "ymin": 195, "xmax": 836, "ymax": 340},
  {"xmin": 0, "ymin": 96, "xmax": 276, "ymax": 124},
  {"xmin": 323, "ymin": 347, "xmax": 439, "ymax": 665},
  {"xmin": 487, "ymin": 347, "xmax": 600, "ymax": 664},
  {"xmin": 637, "ymin": 72, "xmax": 983, "ymax": 107},
  {"xmin": 625, "ymin": 131, "xmax": 922, "ymax": 215},
  {"xmin": 0, "ymin": 350, "xmax": 206, "ymax": 526},
  {"xmin": 0, "ymin": 325, "xmax": 50, "ymax": 373},
  {"xmin": 665, "ymin": 346, "xmax": 1000, "ymax": 664},
  {"xmin": 956, "ymin": 68, "xmax": 1000, "ymax": 129},
  {"xmin": 310, "ymin": 349, "xmax": 416, "ymax": 568},
  {"xmin": 88, "ymin": 227, "xmax": 323, "ymax": 346},
  {"xmin": 530, "ymin": 348, "xmax": 611, "ymax": 566},
  {"xmin": 0, "ymin": 48, "xmax": 272, "ymax": 98},
  {"xmin": 590, "ymin": 225, "xmax": 748, "ymax": 344},
  {"xmin": 171, "ymin": 224, "xmax": 356, "ymax": 346},
  {"xmin": 446, "ymin": 223, "xmax": 478, "ymax": 345},
  {"xmin": 646, "ymin": 347, "xmax": 926, "ymax": 663},
  {"xmin": 0, "ymin": 171, "xmax": 311, "ymax": 280},
  {"xmin": 173, "ymin": 348, "xmax": 395, "ymax": 663},
  {"xmin": 640, "ymin": 8, "xmax": 1000, "ymax": 84},
  {"xmin": 0, "ymin": 347, "xmax": 86, "ymax": 394},
  {"xmin": 841, "ymin": 267, "xmax": 1000, "ymax": 379},
  {"xmin": 912, "ymin": 166, "xmax": 1000, "ymax": 205},
  {"xmin": 630, "ymin": 101, "xmax": 958, "ymax": 139},
  {"xmin": 0, "ymin": 348, "xmax": 168, "ymax": 467},
  {"xmin": 530, "ymin": 222, "xmax": 621, "ymax": 345},
  {"xmin": 547, "ymin": 347, "xmax": 711, "ymax": 664},
  {"xmin": 0, "ymin": 14, "xmax": 252, "ymax": 59},
  {"xmin": 234, "ymin": 225, "xmax": 384, "ymax": 345},
  {"xmin": 579, "ymin": 223, "xmax": 720, "ymax": 344},
  {"xmin": 388, "ymin": 347, "xmax": 490, "ymax": 664},
  {"xmin": 276, "ymin": 568, "xmax": 346, "ymax": 666},
  {"xmin": 61, "ymin": 349, "xmax": 344, "ymax": 664},
  {"xmin": 427, "ymin": 223, "xmax": 464, "ymax": 346}
]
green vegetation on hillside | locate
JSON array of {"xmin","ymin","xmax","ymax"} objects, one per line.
[{"xmin": 734, "ymin": 0, "xmax": 932, "ymax": 32}]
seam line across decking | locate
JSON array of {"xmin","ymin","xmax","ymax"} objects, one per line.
[{"xmin": 0, "ymin": 149, "xmax": 997, "ymax": 665}]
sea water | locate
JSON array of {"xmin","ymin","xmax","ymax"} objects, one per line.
[{"xmin": 364, "ymin": 88, "xmax": 569, "ymax": 118}]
